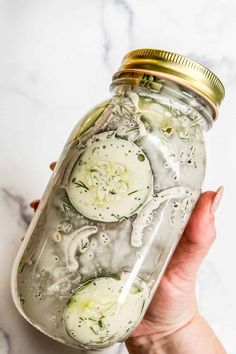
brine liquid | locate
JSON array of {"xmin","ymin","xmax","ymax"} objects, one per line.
[{"xmin": 13, "ymin": 79, "xmax": 207, "ymax": 350}]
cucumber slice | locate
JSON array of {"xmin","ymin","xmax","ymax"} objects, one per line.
[
  {"xmin": 67, "ymin": 132, "xmax": 153, "ymax": 222},
  {"xmin": 64, "ymin": 273, "xmax": 149, "ymax": 346}
]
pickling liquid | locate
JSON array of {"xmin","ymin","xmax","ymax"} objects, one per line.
[{"xmin": 12, "ymin": 80, "xmax": 207, "ymax": 350}]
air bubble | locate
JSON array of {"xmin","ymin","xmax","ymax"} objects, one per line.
[
  {"xmin": 53, "ymin": 232, "xmax": 62, "ymax": 243},
  {"xmin": 80, "ymin": 266, "xmax": 89, "ymax": 274},
  {"xmin": 90, "ymin": 239, "xmax": 98, "ymax": 249}
]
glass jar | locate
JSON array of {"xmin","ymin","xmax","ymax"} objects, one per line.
[{"xmin": 11, "ymin": 49, "xmax": 225, "ymax": 350}]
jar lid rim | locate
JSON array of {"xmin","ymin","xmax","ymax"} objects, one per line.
[{"xmin": 112, "ymin": 48, "xmax": 225, "ymax": 117}]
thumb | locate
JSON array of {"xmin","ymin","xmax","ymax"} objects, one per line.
[{"xmin": 164, "ymin": 187, "xmax": 223, "ymax": 283}]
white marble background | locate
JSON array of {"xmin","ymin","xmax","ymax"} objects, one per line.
[{"xmin": 0, "ymin": 0, "xmax": 236, "ymax": 353}]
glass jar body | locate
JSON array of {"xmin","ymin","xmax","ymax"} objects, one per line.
[{"xmin": 11, "ymin": 76, "xmax": 212, "ymax": 350}]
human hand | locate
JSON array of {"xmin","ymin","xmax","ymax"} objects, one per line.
[{"xmin": 126, "ymin": 187, "xmax": 226, "ymax": 354}]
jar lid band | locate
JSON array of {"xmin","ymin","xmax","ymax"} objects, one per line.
[{"xmin": 112, "ymin": 48, "xmax": 225, "ymax": 117}]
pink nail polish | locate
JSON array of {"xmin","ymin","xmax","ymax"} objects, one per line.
[{"xmin": 211, "ymin": 186, "xmax": 224, "ymax": 214}]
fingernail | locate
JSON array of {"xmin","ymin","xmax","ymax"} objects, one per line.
[
  {"xmin": 30, "ymin": 199, "xmax": 40, "ymax": 211},
  {"xmin": 50, "ymin": 161, "xmax": 57, "ymax": 171},
  {"xmin": 211, "ymin": 186, "xmax": 224, "ymax": 214}
]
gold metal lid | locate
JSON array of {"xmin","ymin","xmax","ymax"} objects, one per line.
[{"xmin": 113, "ymin": 48, "xmax": 225, "ymax": 114}]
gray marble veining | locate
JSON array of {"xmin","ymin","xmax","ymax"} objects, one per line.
[
  {"xmin": 0, "ymin": 329, "xmax": 10, "ymax": 354},
  {"xmin": 1, "ymin": 188, "xmax": 32, "ymax": 227}
]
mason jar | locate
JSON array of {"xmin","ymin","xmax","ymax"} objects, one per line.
[{"xmin": 11, "ymin": 49, "xmax": 225, "ymax": 350}]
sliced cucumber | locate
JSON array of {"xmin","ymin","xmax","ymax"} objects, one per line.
[
  {"xmin": 67, "ymin": 132, "xmax": 153, "ymax": 222},
  {"xmin": 64, "ymin": 273, "xmax": 149, "ymax": 346}
]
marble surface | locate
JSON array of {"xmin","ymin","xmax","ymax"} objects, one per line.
[{"xmin": 0, "ymin": 0, "xmax": 236, "ymax": 353}]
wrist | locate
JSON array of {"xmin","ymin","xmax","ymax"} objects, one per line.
[{"xmin": 126, "ymin": 313, "xmax": 226, "ymax": 354}]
